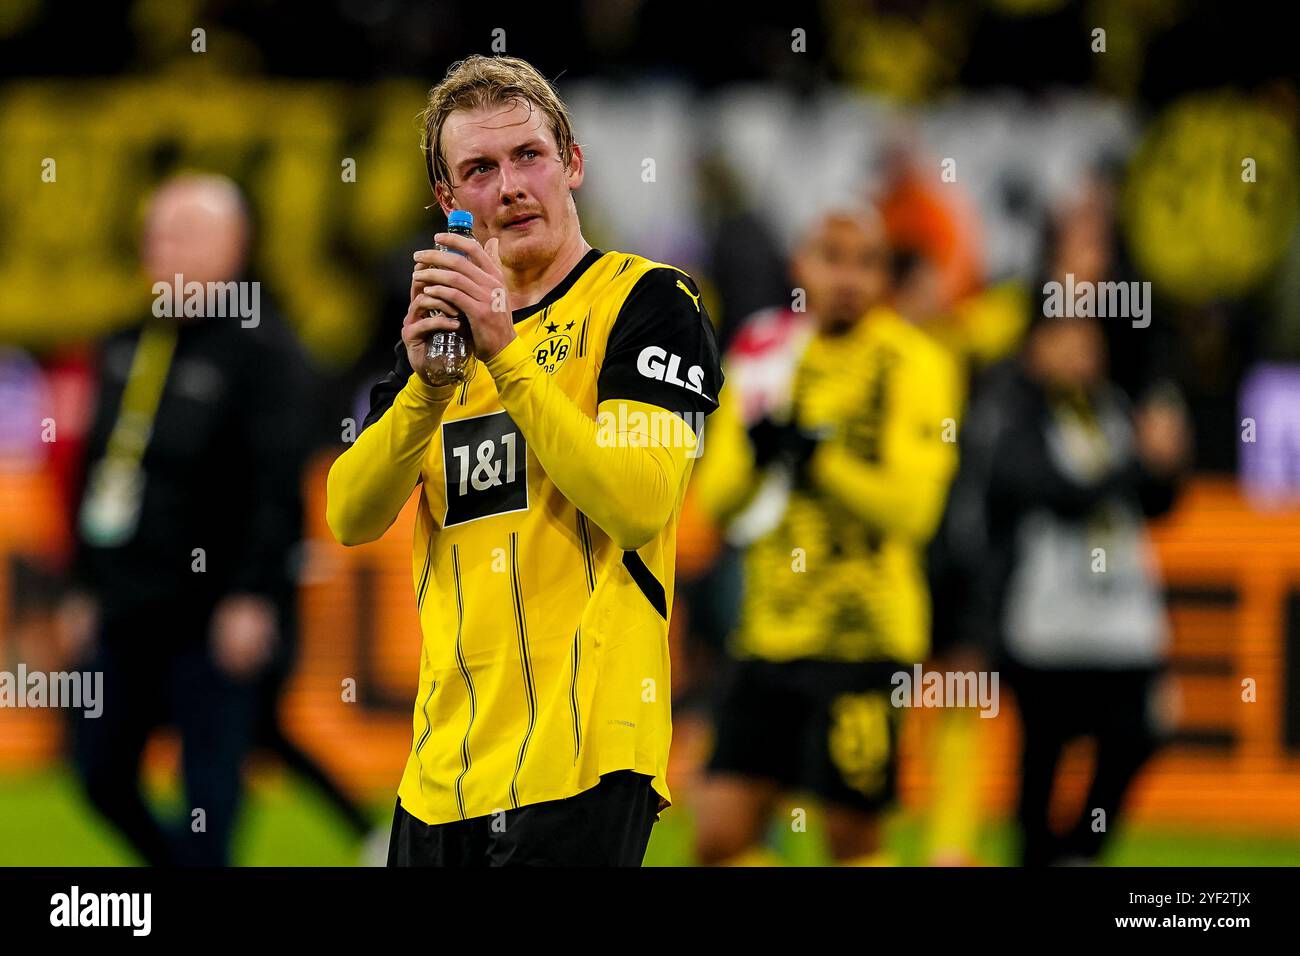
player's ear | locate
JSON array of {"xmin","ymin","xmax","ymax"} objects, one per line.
[
  {"xmin": 434, "ymin": 181, "xmax": 456, "ymax": 216},
  {"xmin": 565, "ymin": 143, "xmax": 584, "ymax": 191}
]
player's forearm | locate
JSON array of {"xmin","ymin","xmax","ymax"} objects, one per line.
[
  {"xmin": 690, "ymin": 400, "xmax": 760, "ymax": 526},
  {"xmin": 486, "ymin": 337, "xmax": 689, "ymax": 550},
  {"xmin": 693, "ymin": 452, "xmax": 760, "ymax": 527},
  {"xmin": 810, "ymin": 444, "xmax": 951, "ymax": 542},
  {"xmin": 326, "ymin": 373, "xmax": 457, "ymax": 546}
]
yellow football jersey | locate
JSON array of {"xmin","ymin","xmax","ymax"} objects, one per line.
[
  {"xmin": 327, "ymin": 249, "xmax": 723, "ymax": 826},
  {"xmin": 694, "ymin": 305, "xmax": 960, "ymax": 664}
]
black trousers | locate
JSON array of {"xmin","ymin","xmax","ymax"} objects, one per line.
[
  {"xmin": 1004, "ymin": 661, "xmax": 1162, "ymax": 867},
  {"xmin": 387, "ymin": 770, "xmax": 660, "ymax": 867},
  {"xmin": 69, "ymin": 608, "xmax": 259, "ymax": 866}
]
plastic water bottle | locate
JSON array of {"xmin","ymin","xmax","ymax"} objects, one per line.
[{"xmin": 422, "ymin": 208, "xmax": 478, "ymax": 386}]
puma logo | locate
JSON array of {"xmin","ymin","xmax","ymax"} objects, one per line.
[{"xmin": 676, "ymin": 278, "xmax": 701, "ymax": 312}]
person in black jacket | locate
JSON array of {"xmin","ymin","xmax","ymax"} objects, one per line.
[
  {"xmin": 941, "ymin": 308, "xmax": 1191, "ymax": 866},
  {"xmin": 61, "ymin": 174, "xmax": 312, "ymax": 865}
]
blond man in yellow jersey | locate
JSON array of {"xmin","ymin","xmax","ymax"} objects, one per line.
[
  {"xmin": 326, "ymin": 56, "xmax": 722, "ymax": 866},
  {"xmin": 692, "ymin": 207, "xmax": 961, "ymax": 865}
]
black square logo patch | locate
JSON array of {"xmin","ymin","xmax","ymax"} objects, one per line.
[{"xmin": 441, "ymin": 410, "xmax": 529, "ymax": 527}]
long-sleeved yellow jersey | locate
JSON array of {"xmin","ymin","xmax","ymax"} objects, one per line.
[
  {"xmin": 694, "ymin": 305, "xmax": 960, "ymax": 664},
  {"xmin": 327, "ymin": 248, "xmax": 723, "ymax": 826}
]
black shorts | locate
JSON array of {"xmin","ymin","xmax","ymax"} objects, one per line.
[
  {"xmin": 386, "ymin": 770, "xmax": 660, "ymax": 867},
  {"xmin": 705, "ymin": 658, "xmax": 903, "ymax": 814}
]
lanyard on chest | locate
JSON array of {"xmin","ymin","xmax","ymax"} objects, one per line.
[{"xmin": 78, "ymin": 321, "xmax": 180, "ymax": 547}]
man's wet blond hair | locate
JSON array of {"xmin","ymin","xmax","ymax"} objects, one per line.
[{"xmin": 419, "ymin": 55, "xmax": 577, "ymax": 196}]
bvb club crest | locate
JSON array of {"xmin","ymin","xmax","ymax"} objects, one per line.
[{"xmin": 533, "ymin": 323, "xmax": 573, "ymax": 374}]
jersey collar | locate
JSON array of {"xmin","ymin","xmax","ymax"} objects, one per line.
[{"xmin": 511, "ymin": 248, "xmax": 606, "ymax": 324}]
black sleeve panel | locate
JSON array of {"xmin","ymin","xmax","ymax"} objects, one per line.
[
  {"xmin": 362, "ymin": 339, "xmax": 415, "ymax": 432},
  {"xmin": 596, "ymin": 268, "xmax": 724, "ymax": 420}
]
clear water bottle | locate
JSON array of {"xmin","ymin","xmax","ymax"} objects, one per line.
[{"xmin": 422, "ymin": 208, "xmax": 478, "ymax": 386}]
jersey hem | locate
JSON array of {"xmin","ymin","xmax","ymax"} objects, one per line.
[{"xmin": 395, "ymin": 765, "xmax": 672, "ymax": 827}]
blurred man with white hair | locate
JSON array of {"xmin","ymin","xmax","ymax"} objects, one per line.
[{"xmin": 63, "ymin": 173, "xmax": 311, "ymax": 865}]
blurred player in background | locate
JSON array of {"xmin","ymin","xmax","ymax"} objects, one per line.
[
  {"xmin": 950, "ymin": 304, "xmax": 1190, "ymax": 865},
  {"xmin": 691, "ymin": 205, "xmax": 962, "ymax": 865},
  {"xmin": 326, "ymin": 55, "xmax": 723, "ymax": 866},
  {"xmin": 60, "ymin": 174, "xmax": 316, "ymax": 864}
]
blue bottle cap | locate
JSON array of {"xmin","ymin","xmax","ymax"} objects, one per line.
[{"xmin": 447, "ymin": 209, "xmax": 474, "ymax": 229}]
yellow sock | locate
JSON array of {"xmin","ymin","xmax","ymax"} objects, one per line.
[
  {"xmin": 717, "ymin": 846, "xmax": 784, "ymax": 867},
  {"xmin": 927, "ymin": 708, "xmax": 981, "ymax": 864},
  {"xmin": 837, "ymin": 851, "xmax": 897, "ymax": 867}
]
